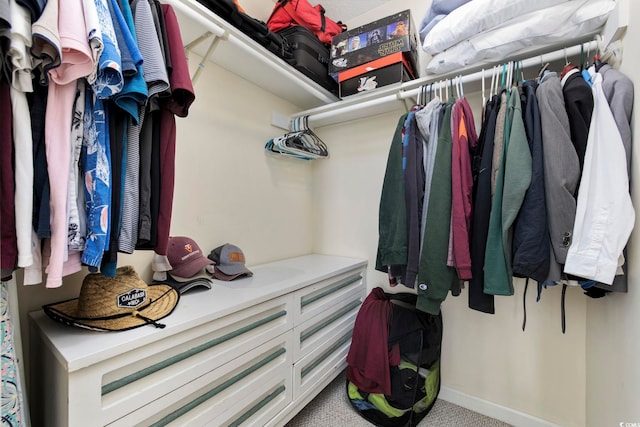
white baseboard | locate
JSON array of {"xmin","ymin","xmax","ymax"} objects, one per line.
[{"xmin": 438, "ymin": 387, "xmax": 561, "ymax": 427}]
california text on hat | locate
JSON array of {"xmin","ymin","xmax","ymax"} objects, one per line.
[
  {"xmin": 167, "ymin": 236, "xmax": 214, "ymax": 279},
  {"xmin": 208, "ymin": 244, "xmax": 253, "ymax": 281},
  {"xmin": 42, "ymin": 266, "xmax": 179, "ymax": 332}
]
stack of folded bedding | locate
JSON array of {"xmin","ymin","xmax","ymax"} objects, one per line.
[{"xmin": 421, "ymin": 0, "xmax": 616, "ymax": 75}]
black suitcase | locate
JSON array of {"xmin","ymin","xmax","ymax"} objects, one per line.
[
  {"xmin": 196, "ymin": 0, "xmax": 295, "ymax": 63},
  {"xmin": 277, "ymin": 26, "xmax": 338, "ymax": 94}
]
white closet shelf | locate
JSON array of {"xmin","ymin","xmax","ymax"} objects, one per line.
[
  {"xmin": 292, "ymin": 36, "xmax": 602, "ymax": 129},
  {"xmin": 164, "ymin": 0, "xmax": 340, "ymax": 109},
  {"xmin": 164, "ymin": 1, "xmax": 626, "ymax": 127}
]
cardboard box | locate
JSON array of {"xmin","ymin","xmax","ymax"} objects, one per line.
[
  {"xmin": 338, "ymin": 52, "xmax": 415, "ymax": 98},
  {"xmin": 330, "ymin": 9, "xmax": 419, "ymax": 75}
]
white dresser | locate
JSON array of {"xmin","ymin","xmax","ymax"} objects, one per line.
[{"xmin": 29, "ymin": 254, "xmax": 367, "ymax": 427}]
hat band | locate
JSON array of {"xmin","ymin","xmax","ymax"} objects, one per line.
[
  {"xmin": 131, "ymin": 311, "xmax": 167, "ymax": 329},
  {"xmin": 50, "ymin": 289, "xmax": 175, "ymax": 328}
]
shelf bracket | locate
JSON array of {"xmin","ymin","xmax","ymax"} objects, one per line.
[
  {"xmin": 187, "ymin": 32, "xmax": 224, "ymax": 85},
  {"xmin": 271, "ymin": 111, "xmax": 292, "ymax": 131}
]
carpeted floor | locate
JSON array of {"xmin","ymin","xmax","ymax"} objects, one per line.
[{"xmin": 286, "ymin": 370, "xmax": 512, "ymax": 427}]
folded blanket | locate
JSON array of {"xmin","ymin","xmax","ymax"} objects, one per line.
[
  {"xmin": 426, "ymin": 0, "xmax": 615, "ymax": 75},
  {"xmin": 418, "ymin": 0, "xmax": 472, "ymax": 44},
  {"xmin": 423, "ymin": 0, "xmax": 569, "ymax": 55}
]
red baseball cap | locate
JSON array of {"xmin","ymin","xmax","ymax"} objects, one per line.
[{"xmin": 167, "ymin": 236, "xmax": 214, "ymax": 279}]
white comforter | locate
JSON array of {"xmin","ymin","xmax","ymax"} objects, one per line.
[{"xmin": 425, "ymin": 0, "xmax": 615, "ymax": 75}]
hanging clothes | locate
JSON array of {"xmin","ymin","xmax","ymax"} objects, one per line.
[
  {"xmin": 490, "ymin": 90, "xmax": 508, "ymax": 197},
  {"xmin": 403, "ymin": 109, "xmax": 425, "ymax": 289},
  {"xmin": 0, "ymin": 1, "xmax": 11, "ymax": 82},
  {"xmin": 67, "ymin": 82, "xmax": 87, "ymax": 255},
  {"xmin": 376, "ymin": 114, "xmax": 409, "ymax": 285},
  {"xmin": 563, "ymin": 72, "xmax": 635, "ymax": 285},
  {"xmin": 155, "ymin": 2, "xmax": 197, "ymax": 258},
  {"xmin": 536, "ymin": 71, "xmax": 580, "ymax": 283},
  {"xmin": 469, "ymin": 94, "xmax": 499, "ymax": 313},
  {"xmin": 484, "ymin": 87, "xmax": 531, "ymax": 296},
  {"xmin": 0, "ymin": 78, "xmax": 17, "ymax": 278},
  {"xmin": 133, "ymin": 0, "xmax": 170, "ymax": 250},
  {"xmin": 9, "ymin": 0, "xmax": 34, "ymax": 269},
  {"xmin": 0, "ymin": 0, "xmax": 192, "ymax": 285},
  {"xmin": 416, "ymin": 98, "xmax": 457, "ymax": 315},
  {"xmin": 561, "ymin": 65, "xmax": 594, "ymax": 174},
  {"xmin": 589, "ymin": 62, "xmax": 634, "ymax": 294},
  {"xmin": 416, "ymin": 97, "xmax": 443, "ymax": 252},
  {"xmin": 598, "ymin": 63, "xmax": 633, "ymax": 175},
  {"xmin": 99, "ymin": 0, "xmax": 147, "ymax": 276},
  {"xmin": 511, "ymin": 81, "xmax": 550, "ymax": 283},
  {"xmin": 449, "ymin": 97, "xmax": 477, "ymax": 281}
]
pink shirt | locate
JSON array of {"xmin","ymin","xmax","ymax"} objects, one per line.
[{"xmin": 44, "ymin": 0, "xmax": 95, "ymax": 287}]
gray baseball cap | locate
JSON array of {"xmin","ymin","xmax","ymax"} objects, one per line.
[{"xmin": 208, "ymin": 244, "xmax": 253, "ymax": 280}]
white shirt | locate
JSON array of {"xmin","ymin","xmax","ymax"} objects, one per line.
[
  {"xmin": 563, "ymin": 73, "xmax": 635, "ymax": 285},
  {"xmin": 9, "ymin": 0, "xmax": 34, "ymax": 268}
]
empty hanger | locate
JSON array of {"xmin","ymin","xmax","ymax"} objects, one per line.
[{"xmin": 266, "ymin": 115, "xmax": 328, "ymax": 160}]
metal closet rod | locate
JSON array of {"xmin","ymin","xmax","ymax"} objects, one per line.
[{"xmin": 294, "ymin": 39, "xmax": 598, "ymax": 128}]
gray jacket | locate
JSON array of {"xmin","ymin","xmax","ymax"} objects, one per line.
[
  {"xmin": 599, "ymin": 64, "xmax": 634, "ymax": 174},
  {"xmin": 536, "ymin": 72, "xmax": 580, "ymax": 281}
]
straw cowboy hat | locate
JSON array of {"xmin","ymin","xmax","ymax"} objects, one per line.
[{"xmin": 43, "ymin": 266, "xmax": 179, "ymax": 332}]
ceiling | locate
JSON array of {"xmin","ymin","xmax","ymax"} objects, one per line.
[
  {"xmin": 313, "ymin": 0, "xmax": 397, "ymax": 23},
  {"xmin": 237, "ymin": 0, "xmax": 400, "ymax": 26}
]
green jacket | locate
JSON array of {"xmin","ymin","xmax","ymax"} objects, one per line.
[
  {"xmin": 376, "ymin": 114, "xmax": 409, "ymax": 273},
  {"xmin": 484, "ymin": 88, "xmax": 532, "ymax": 295},
  {"xmin": 417, "ymin": 100, "xmax": 457, "ymax": 315}
]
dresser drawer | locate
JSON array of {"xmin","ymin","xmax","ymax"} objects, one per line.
[
  {"xmin": 292, "ymin": 267, "xmax": 364, "ymax": 326},
  {"xmin": 46, "ymin": 296, "xmax": 292, "ymax": 427},
  {"xmin": 29, "ymin": 255, "xmax": 368, "ymax": 427},
  {"xmin": 292, "ymin": 321, "xmax": 353, "ymax": 401},
  {"xmin": 292, "ymin": 296, "xmax": 360, "ymax": 362},
  {"xmin": 109, "ymin": 332, "xmax": 293, "ymax": 426}
]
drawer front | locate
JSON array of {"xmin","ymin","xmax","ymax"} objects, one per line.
[
  {"xmin": 293, "ymin": 295, "xmax": 360, "ymax": 362},
  {"xmin": 293, "ymin": 267, "xmax": 365, "ymax": 326},
  {"xmin": 109, "ymin": 333, "xmax": 293, "ymax": 427},
  {"xmin": 292, "ymin": 322, "xmax": 353, "ymax": 401},
  {"xmin": 68, "ymin": 296, "xmax": 292, "ymax": 427}
]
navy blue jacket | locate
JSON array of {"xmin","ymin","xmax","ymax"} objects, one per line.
[
  {"xmin": 468, "ymin": 94, "xmax": 499, "ymax": 314},
  {"xmin": 511, "ymin": 81, "xmax": 550, "ymax": 282}
]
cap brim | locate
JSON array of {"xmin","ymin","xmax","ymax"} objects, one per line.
[
  {"xmin": 42, "ymin": 285, "xmax": 179, "ymax": 332},
  {"xmin": 163, "ymin": 273, "xmax": 213, "ymax": 294},
  {"xmin": 173, "ymin": 280, "xmax": 212, "ymax": 293},
  {"xmin": 216, "ymin": 263, "xmax": 253, "ymax": 277},
  {"xmin": 213, "ymin": 267, "xmax": 251, "ymax": 281},
  {"xmin": 170, "ymin": 256, "xmax": 214, "ymax": 279},
  {"xmin": 169, "ymin": 269, "xmax": 214, "ymax": 283}
]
